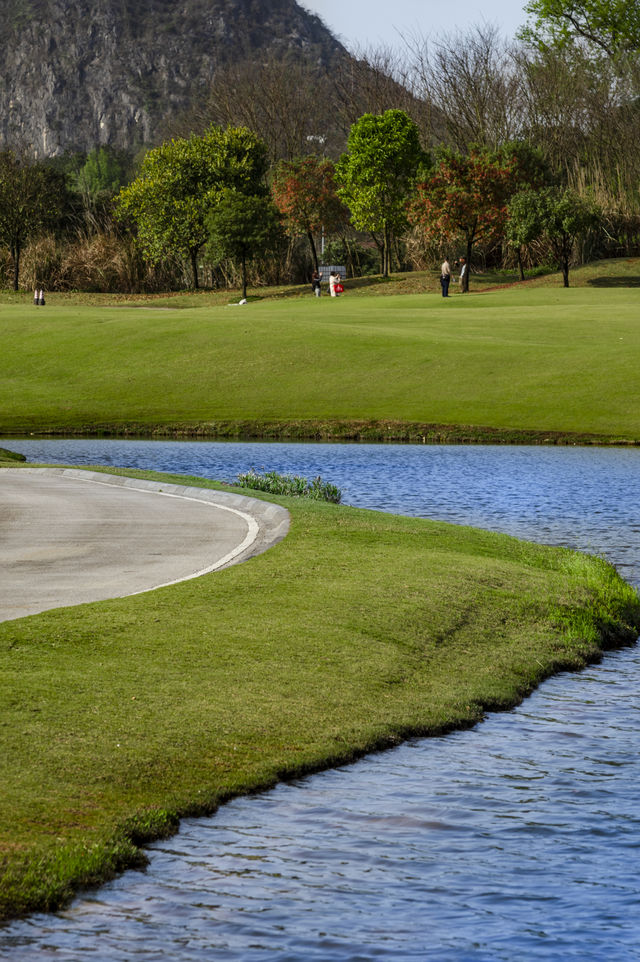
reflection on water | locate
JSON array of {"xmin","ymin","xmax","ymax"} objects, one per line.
[{"xmin": 1, "ymin": 440, "xmax": 640, "ymax": 961}]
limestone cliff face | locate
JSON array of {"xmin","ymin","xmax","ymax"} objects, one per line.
[{"xmin": 0, "ymin": 0, "xmax": 343, "ymax": 156}]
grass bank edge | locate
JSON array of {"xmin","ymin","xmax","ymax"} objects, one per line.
[
  {"xmin": 2, "ymin": 419, "xmax": 638, "ymax": 446},
  {"xmin": 3, "ymin": 282, "xmax": 640, "ymax": 444},
  {"xmin": 1, "ymin": 464, "xmax": 639, "ymax": 921}
]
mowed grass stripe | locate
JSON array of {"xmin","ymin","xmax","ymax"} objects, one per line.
[{"xmin": 1, "ymin": 287, "xmax": 639, "ymax": 437}]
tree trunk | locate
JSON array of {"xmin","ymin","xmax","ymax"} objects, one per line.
[
  {"xmin": 190, "ymin": 250, "xmax": 199, "ymax": 289},
  {"xmin": 342, "ymin": 234, "xmax": 355, "ymax": 278},
  {"xmin": 560, "ymin": 236, "xmax": 571, "ymax": 287},
  {"xmin": 463, "ymin": 238, "xmax": 472, "ymax": 293},
  {"xmin": 517, "ymin": 247, "xmax": 525, "ymax": 282},
  {"xmin": 383, "ymin": 221, "xmax": 390, "ymax": 277},
  {"xmin": 393, "ymin": 234, "xmax": 403, "ymax": 272},
  {"xmin": 284, "ymin": 236, "xmax": 295, "ymax": 278},
  {"xmin": 11, "ymin": 240, "xmax": 20, "ymax": 292},
  {"xmin": 307, "ymin": 231, "xmax": 319, "ymax": 274},
  {"xmin": 241, "ymin": 251, "xmax": 247, "ymax": 300},
  {"xmin": 369, "ymin": 231, "xmax": 384, "ymax": 273}
]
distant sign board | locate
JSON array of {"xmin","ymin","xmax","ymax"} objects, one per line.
[{"xmin": 318, "ymin": 265, "xmax": 346, "ymax": 277}]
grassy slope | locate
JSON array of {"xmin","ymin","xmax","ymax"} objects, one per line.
[
  {"xmin": 1, "ymin": 260, "xmax": 640, "ymax": 442},
  {"xmin": 1, "ymin": 466, "xmax": 639, "ymax": 917}
]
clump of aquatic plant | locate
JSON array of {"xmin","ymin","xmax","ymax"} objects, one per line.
[{"xmin": 236, "ymin": 469, "xmax": 342, "ymax": 503}]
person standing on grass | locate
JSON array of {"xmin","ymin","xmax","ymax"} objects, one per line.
[
  {"xmin": 440, "ymin": 257, "xmax": 451, "ymax": 297},
  {"xmin": 311, "ymin": 269, "xmax": 322, "ymax": 297},
  {"xmin": 329, "ymin": 270, "xmax": 337, "ymax": 296},
  {"xmin": 458, "ymin": 257, "xmax": 467, "ymax": 292}
]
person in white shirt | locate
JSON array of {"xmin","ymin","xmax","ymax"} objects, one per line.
[{"xmin": 440, "ymin": 257, "xmax": 451, "ymax": 297}]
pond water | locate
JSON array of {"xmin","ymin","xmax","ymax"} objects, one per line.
[{"xmin": 1, "ymin": 440, "xmax": 639, "ymax": 961}]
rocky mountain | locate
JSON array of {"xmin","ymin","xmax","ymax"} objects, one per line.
[{"xmin": 0, "ymin": 0, "xmax": 345, "ymax": 156}]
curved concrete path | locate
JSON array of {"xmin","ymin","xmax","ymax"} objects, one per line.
[{"xmin": 0, "ymin": 468, "xmax": 290, "ymax": 623}]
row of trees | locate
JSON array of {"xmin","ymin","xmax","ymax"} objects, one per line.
[
  {"xmin": 0, "ymin": 114, "xmax": 607, "ymax": 293},
  {"xmin": 114, "ymin": 105, "xmax": 604, "ymax": 293},
  {"xmin": 1, "ymin": 0, "xmax": 638, "ymax": 292},
  {"xmin": 174, "ymin": 1, "xmax": 640, "ymax": 202}
]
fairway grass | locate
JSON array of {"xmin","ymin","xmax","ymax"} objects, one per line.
[
  {"xmin": 1, "ymin": 466, "xmax": 639, "ymax": 918},
  {"xmin": 1, "ymin": 280, "xmax": 640, "ymax": 442}
]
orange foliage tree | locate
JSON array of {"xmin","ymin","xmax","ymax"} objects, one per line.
[{"xmin": 271, "ymin": 156, "xmax": 347, "ymax": 274}]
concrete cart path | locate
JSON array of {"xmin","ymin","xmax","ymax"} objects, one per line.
[{"xmin": 0, "ymin": 468, "xmax": 290, "ymax": 623}]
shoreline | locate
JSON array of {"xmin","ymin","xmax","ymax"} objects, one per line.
[
  {"xmin": 1, "ymin": 465, "xmax": 639, "ymax": 919},
  {"xmin": 2, "ymin": 419, "xmax": 639, "ymax": 446}
]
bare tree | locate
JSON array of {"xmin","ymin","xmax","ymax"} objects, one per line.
[
  {"xmin": 407, "ymin": 25, "xmax": 524, "ymax": 151},
  {"xmin": 331, "ymin": 44, "xmax": 431, "ymax": 143},
  {"xmin": 515, "ymin": 41, "xmax": 640, "ymax": 195},
  {"xmin": 165, "ymin": 53, "xmax": 342, "ymax": 163}
]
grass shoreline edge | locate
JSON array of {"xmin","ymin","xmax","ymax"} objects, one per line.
[
  {"xmin": 3, "ymin": 419, "xmax": 639, "ymax": 446},
  {"xmin": 1, "ymin": 464, "xmax": 639, "ymax": 921}
]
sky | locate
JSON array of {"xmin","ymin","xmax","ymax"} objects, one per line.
[{"xmin": 300, "ymin": 1, "xmax": 528, "ymax": 51}]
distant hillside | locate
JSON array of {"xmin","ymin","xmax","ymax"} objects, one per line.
[{"xmin": 0, "ymin": 0, "xmax": 345, "ymax": 156}]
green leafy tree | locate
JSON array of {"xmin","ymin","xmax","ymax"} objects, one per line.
[
  {"xmin": 0, "ymin": 150, "xmax": 67, "ymax": 291},
  {"xmin": 206, "ymin": 190, "xmax": 283, "ymax": 300},
  {"xmin": 74, "ymin": 147, "xmax": 126, "ymax": 211},
  {"xmin": 335, "ymin": 109, "xmax": 428, "ymax": 277},
  {"xmin": 520, "ymin": 0, "xmax": 640, "ymax": 58},
  {"xmin": 116, "ymin": 126, "xmax": 268, "ymax": 288},
  {"xmin": 500, "ymin": 143, "xmax": 553, "ymax": 279},
  {"xmin": 507, "ymin": 187, "xmax": 601, "ymax": 286},
  {"xmin": 271, "ymin": 156, "xmax": 347, "ymax": 274},
  {"xmin": 505, "ymin": 189, "xmax": 546, "ymax": 280}
]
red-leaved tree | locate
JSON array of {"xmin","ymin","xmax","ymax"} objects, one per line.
[
  {"xmin": 271, "ymin": 156, "xmax": 347, "ymax": 274},
  {"xmin": 408, "ymin": 145, "xmax": 546, "ymax": 291}
]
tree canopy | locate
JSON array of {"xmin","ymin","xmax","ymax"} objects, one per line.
[
  {"xmin": 335, "ymin": 109, "xmax": 428, "ymax": 276},
  {"xmin": 74, "ymin": 148, "xmax": 126, "ymax": 208},
  {"xmin": 521, "ymin": 0, "xmax": 640, "ymax": 57},
  {"xmin": 116, "ymin": 125, "xmax": 268, "ymax": 287},
  {"xmin": 0, "ymin": 150, "xmax": 67, "ymax": 290},
  {"xmin": 206, "ymin": 191, "xmax": 283, "ymax": 300},
  {"xmin": 408, "ymin": 145, "xmax": 543, "ymax": 291},
  {"xmin": 508, "ymin": 186, "xmax": 601, "ymax": 286},
  {"xmin": 271, "ymin": 156, "xmax": 347, "ymax": 273}
]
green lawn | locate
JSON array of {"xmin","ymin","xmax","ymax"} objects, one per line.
[
  {"xmin": 1, "ymin": 465, "xmax": 638, "ymax": 918},
  {"xmin": 1, "ymin": 261, "xmax": 639, "ymax": 915},
  {"xmin": 1, "ymin": 277, "xmax": 639, "ymax": 441}
]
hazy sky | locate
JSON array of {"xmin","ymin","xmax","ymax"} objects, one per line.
[{"xmin": 300, "ymin": 1, "xmax": 528, "ymax": 50}]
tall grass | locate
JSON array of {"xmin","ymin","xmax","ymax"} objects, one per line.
[
  {"xmin": 237, "ymin": 469, "xmax": 342, "ymax": 503},
  {"xmin": 20, "ymin": 230, "xmax": 178, "ymax": 293},
  {"xmin": 569, "ymin": 161, "xmax": 640, "ymax": 259}
]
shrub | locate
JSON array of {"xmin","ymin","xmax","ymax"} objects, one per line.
[{"xmin": 236, "ymin": 469, "xmax": 341, "ymax": 503}]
